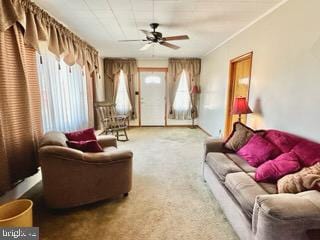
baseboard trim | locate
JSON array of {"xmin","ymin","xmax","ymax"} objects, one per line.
[{"xmin": 197, "ymin": 125, "xmax": 212, "ymax": 136}]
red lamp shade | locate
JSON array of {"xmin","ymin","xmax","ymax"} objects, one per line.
[
  {"xmin": 232, "ymin": 97, "xmax": 253, "ymax": 115},
  {"xmin": 190, "ymin": 85, "xmax": 201, "ymax": 94}
]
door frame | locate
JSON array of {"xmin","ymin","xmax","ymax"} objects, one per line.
[
  {"xmin": 224, "ymin": 51, "xmax": 253, "ymax": 137},
  {"xmin": 138, "ymin": 67, "xmax": 168, "ymax": 127}
]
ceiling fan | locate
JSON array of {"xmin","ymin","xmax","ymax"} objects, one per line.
[{"xmin": 119, "ymin": 23, "xmax": 189, "ymax": 51}]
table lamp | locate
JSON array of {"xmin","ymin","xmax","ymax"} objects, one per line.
[{"xmin": 232, "ymin": 97, "xmax": 252, "ymax": 122}]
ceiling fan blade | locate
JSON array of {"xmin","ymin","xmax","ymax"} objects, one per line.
[
  {"xmin": 118, "ymin": 39, "xmax": 146, "ymax": 42},
  {"xmin": 139, "ymin": 43, "xmax": 152, "ymax": 51},
  {"xmin": 159, "ymin": 42, "xmax": 180, "ymax": 50},
  {"xmin": 140, "ymin": 29, "xmax": 154, "ymax": 38},
  {"xmin": 162, "ymin": 35, "xmax": 189, "ymax": 41}
]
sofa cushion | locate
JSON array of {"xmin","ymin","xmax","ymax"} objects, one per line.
[
  {"xmin": 225, "ymin": 172, "xmax": 268, "ymax": 219},
  {"xmin": 225, "ymin": 122, "xmax": 255, "ymax": 151},
  {"xmin": 264, "ymin": 130, "xmax": 303, "ymax": 153},
  {"xmin": 103, "ymin": 146, "xmax": 117, "ymax": 152},
  {"xmin": 65, "ymin": 128, "xmax": 97, "ymax": 141},
  {"xmin": 226, "ymin": 153, "xmax": 256, "ymax": 173},
  {"xmin": 66, "ymin": 140, "xmax": 103, "ymax": 153},
  {"xmin": 206, "ymin": 153, "xmax": 242, "ymax": 181},
  {"xmin": 237, "ymin": 134, "xmax": 281, "ymax": 167},
  {"xmin": 247, "ymin": 172, "xmax": 278, "ymax": 194},
  {"xmin": 40, "ymin": 131, "xmax": 68, "ymax": 147},
  {"xmin": 255, "ymin": 151, "xmax": 301, "ymax": 183},
  {"xmin": 258, "ymin": 182, "xmax": 278, "ymax": 194}
]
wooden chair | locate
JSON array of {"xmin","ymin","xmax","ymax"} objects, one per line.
[{"xmin": 95, "ymin": 102, "xmax": 129, "ymax": 141}]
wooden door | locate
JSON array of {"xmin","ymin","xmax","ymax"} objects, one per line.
[
  {"xmin": 224, "ymin": 52, "xmax": 253, "ymax": 137},
  {"xmin": 138, "ymin": 68, "xmax": 167, "ymax": 126}
]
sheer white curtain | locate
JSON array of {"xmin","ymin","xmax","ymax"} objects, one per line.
[
  {"xmin": 36, "ymin": 50, "xmax": 89, "ymax": 133},
  {"xmin": 115, "ymin": 70, "xmax": 132, "ymax": 115},
  {"xmin": 173, "ymin": 70, "xmax": 191, "ymax": 119}
]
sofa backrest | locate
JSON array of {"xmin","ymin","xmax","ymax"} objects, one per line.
[
  {"xmin": 265, "ymin": 130, "xmax": 320, "ymax": 166},
  {"xmin": 264, "ymin": 130, "xmax": 305, "ymax": 153},
  {"xmin": 40, "ymin": 131, "xmax": 68, "ymax": 148}
]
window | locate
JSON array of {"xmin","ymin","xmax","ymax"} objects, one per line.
[
  {"xmin": 36, "ymin": 51, "xmax": 88, "ymax": 132},
  {"xmin": 115, "ymin": 70, "xmax": 132, "ymax": 115},
  {"xmin": 173, "ymin": 70, "xmax": 191, "ymax": 119},
  {"xmin": 145, "ymin": 76, "xmax": 161, "ymax": 84}
]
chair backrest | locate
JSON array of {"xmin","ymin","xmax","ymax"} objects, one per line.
[
  {"xmin": 94, "ymin": 102, "xmax": 126, "ymax": 130},
  {"xmin": 40, "ymin": 131, "xmax": 68, "ymax": 148}
]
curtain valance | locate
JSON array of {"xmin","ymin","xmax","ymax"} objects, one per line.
[
  {"xmin": 0, "ymin": 0, "xmax": 99, "ymax": 73},
  {"xmin": 104, "ymin": 58, "xmax": 138, "ymax": 79},
  {"xmin": 168, "ymin": 58, "xmax": 201, "ymax": 83}
]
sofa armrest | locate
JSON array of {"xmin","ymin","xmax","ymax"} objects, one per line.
[
  {"xmin": 97, "ymin": 135, "xmax": 117, "ymax": 148},
  {"xmin": 83, "ymin": 150, "xmax": 133, "ymax": 163},
  {"xmin": 39, "ymin": 146, "xmax": 132, "ymax": 164},
  {"xmin": 204, "ymin": 137, "xmax": 233, "ymax": 156},
  {"xmin": 252, "ymin": 191, "xmax": 320, "ymax": 240},
  {"xmin": 39, "ymin": 146, "xmax": 84, "ymax": 162}
]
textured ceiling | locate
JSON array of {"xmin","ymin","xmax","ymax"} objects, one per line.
[{"xmin": 34, "ymin": 0, "xmax": 283, "ymax": 58}]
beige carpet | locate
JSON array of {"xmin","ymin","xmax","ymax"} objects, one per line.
[{"xmin": 24, "ymin": 127, "xmax": 238, "ymax": 240}]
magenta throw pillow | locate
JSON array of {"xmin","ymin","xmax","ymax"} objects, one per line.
[
  {"xmin": 237, "ymin": 134, "xmax": 281, "ymax": 167},
  {"xmin": 67, "ymin": 140, "xmax": 103, "ymax": 153},
  {"xmin": 255, "ymin": 151, "xmax": 301, "ymax": 182},
  {"xmin": 65, "ymin": 128, "xmax": 96, "ymax": 141},
  {"xmin": 293, "ymin": 140, "xmax": 320, "ymax": 167},
  {"xmin": 264, "ymin": 130, "xmax": 303, "ymax": 153}
]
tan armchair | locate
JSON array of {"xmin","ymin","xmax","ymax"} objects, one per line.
[{"xmin": 39, "ymin": 131, "xmax": 133, "ymax": 208}]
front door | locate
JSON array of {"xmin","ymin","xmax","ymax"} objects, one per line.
[{"xmin": 139, "ymin": 69, "xmax": 166, "ymax": 126}]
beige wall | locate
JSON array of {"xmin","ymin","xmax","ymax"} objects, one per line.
[
  {"xmin": 137, "ymin": 59, "xmax": 168, "ymax": 68},
  {"xmin": 199, "ymin": 0, "xmax": 320, "ymax": 141}
]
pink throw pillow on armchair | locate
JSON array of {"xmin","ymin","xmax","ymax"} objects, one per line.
[
  {"xmin": 255, "ymin": 151, "xmax": 301, "ymax": 182},
  {"xmin": 237, "ymin": 134, "xmax": 281, "ymax": 167},
  {"xmin": 67, "ymin": 140, "xmax": 103, "ymax": 153},
  {"xmin": 65, "ymin": 128, "xmax": 97, "ymax": 141}
]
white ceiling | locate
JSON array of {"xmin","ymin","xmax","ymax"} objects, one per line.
[{"xmin": 34, "ymin": 0, "xmax": 283, "ymax": 58}]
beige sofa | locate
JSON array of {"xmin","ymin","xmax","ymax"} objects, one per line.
[
  {"xmin": 39, "ymin": 131, "xmax": 133, "ymax": 208},
  {"xmin": 203, "ymin": 138, "xmax": 320, "ymax": 240}
]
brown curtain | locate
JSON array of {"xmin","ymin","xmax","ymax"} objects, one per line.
[
  {"xmin": 1, "ymin": 0, "xmax": 99, "ymax": 74},
  {"xmin": 0, "ymin": 25, "xmax": 42, "ymax": 194},
  {"xmin": 104, "ymin": 58, "xmax": 137, "ymax": 119},
  {"xmin": 168, "ymin": 58, "xmax": 201, "ymax": 119},
  {"xmin": 92, "ymin": 71, "xmax": 100, "ymax": 130},
  {"xmin": 0, "ymin": 0, "xmax": 101, "ymax": 194},
  {"xmin": 85, "ymin": 67, "xmax": 95, "ymax": 128},
  {"xmin": 1, "ymin": 0, "xmax": 101, "ymax": 130}
]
